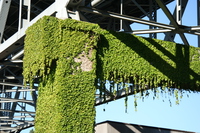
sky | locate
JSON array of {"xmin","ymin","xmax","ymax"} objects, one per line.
[{"xmin": 22, "ymin": 1, "xmax": 200, "ymax": 133}]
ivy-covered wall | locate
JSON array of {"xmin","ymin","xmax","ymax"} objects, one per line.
[
  {"xmin": 98, "ymin": 31, "xmax": 200, "ymax": 91},
  {"xmin": 23, "ymin": 16, "xmax": 100, "ymax": 133},
  {"xmin": 23, "ymin": 16, "xmax": 200, "ymax": 133}
]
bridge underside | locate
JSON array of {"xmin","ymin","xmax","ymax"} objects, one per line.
[{"xmin": 0, "ymin": 0, "xmax": 200, "ymax": 132}]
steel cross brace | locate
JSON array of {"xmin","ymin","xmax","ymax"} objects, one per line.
[
  {"xmin": 164, "ymin": 0, "xmax": 188, "ymax": 42},
  {"xmin": 155, "ymin": 0, "xmax": 189, "ymax": 45}
]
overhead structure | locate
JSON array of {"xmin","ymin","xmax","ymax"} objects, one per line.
[{"xmin": 0, "ymin": 0, "xmax": 199, "ymax": 132}]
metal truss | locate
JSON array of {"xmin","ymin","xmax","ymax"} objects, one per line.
[{"xmin": 0, "ymin": 0, "xmax": 199, "ymax": 132}]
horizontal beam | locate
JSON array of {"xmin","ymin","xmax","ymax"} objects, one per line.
[
  {"xmin": 0, "ymin": 109, "xmax": 35, "ymax": 114},
  {"xmin": 0, "ymin": 122, "xmax": 13, "ymax": 125},
  {"xmin": 1, "ymin": 88, "xmax": 37, "ymax": 93},
  {"xmin": 0, "ymin": 82, "xmax": 36, "ymax": 88},
  {"xmin": 0, "ymin": 127, "xmax": 18, "ymax": 130},
  {"xmin": 11, "ymin": 49, "xmax": 24, "ymax": 60},
  {"xmin": 0, "ymin": 119, "xmax": 34, "ymax": 123},
  {"xmin": 185, "ymin": 26, "xmax": 200, "ymax": 31},
  {"xmin": 124, "ymin": 28, "xmax": 172, "ymax": 34},
  {"xmin": 0, "ymin": 97, "xmax": 34, "ymax": 103},
  {"xmin": 9, "ymin": 124, "xmax": 34, "ymax": 132},
  {"xmin": 0, "ymin": 76, "xmax": 23, "ymax": 80},
  {"xmin": 0, "ymin": 82, "xmax": 25, "ymax": 87},
  {"xmin": 0, "ymin": 60, "xmax": 23, "ymax": 66},
  {"xmin": 96, "ymin": 88, "xmax": 130, "ymax": 105},
  {"xmin": 95, "ymin": 84, "xmax": 146, "ymax": 106},
  {"xmin": 78, "ymin": 7, "xmax": 175, "ymax": 30},
  {"xmin": 0, "ymin": 115, "xmax": 34, "ymax": 119}
]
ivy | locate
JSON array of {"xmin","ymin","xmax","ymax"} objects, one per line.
[
  {"xmin": 24, "ymin": 16, "xmax": 100, "ymax": 133},
  {"xmin": 23, "ymin": 16, "xmax": 200, "ymax": 133}
]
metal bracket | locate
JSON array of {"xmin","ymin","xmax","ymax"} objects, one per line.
[{"xmin": 176, "ymin": 0, "xmax": 182, "ymax": 25}]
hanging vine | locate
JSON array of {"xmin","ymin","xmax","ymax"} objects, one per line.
[
  {"xmin": 24, "ymin": 16, "xmax": 100, "ymax": 133},
  {"xmin": 23, "ymin": 16, "xmax": 200, "ymax": 133}
]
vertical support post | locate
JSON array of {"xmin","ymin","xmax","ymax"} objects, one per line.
[
  {"xmin": 18, "ymin": 0, "xmax": 31, "ymax": 30},
  {"xmin": 0, "ymin": 0, "xmax": 11, "ymax": 44},
  {"xmin": 31, "ymin": 91, "xmax": 37, "ymax": 109},
  {"xmin": 149, "ymin": 0, "xmax": 157, "ymax": 39},
  {"xmin": 21, "ymin": 90, "xmax": 27, "ymax": 121},
  {"xmin": 55, "ymin": 0, "xmax": 70, "ymax": 19},
  {"xmin": 18, "ymin": 0, "xmax": 22, "ymax": 31},
  {"xmin": 28, "ymin": 0, "xmax": 31, "ymax": 22},
  {"xmin": 2, "ymin": 70, "xmax": 11, "ymax": 117},
  {"xmin": 22, "ymin": 0, "xmax": 31, "ymax": 28},
  {"xmin": 176, "ymin": 0, "xmax": 182, "ymax": 25},
  {"xmin": 9, "ymin": 91, "xmax": 20, "ymax": 119},
  {"xmin": 198, "ymin": 0, "xmax": 200, "ymax": 47},
  {"xmin": 120, "ymin": 0, "xmax": 123, "ymax": 31}
]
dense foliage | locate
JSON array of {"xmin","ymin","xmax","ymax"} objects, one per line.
[
  {"xmin": 24, "ymin": 16, "xmax": 100, "ymax": 133},
  {"xmin": 98, "ymin": 31, "xmax": 200, "ymax": 92},
  {"xmin": 23, "ymin": 16, "xmax": 200, "ymax": 132}
]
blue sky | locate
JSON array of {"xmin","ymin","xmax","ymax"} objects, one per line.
[
  {"xmin": 22, "ymin": 1, "xmax": 200, "ymax": 132},
  {"xmin": 96, "ymin": 89, "xmax": 200, "ymax": 132},
  {"xmin": 96, "ymin": 1, "xmax": 200, "ymax": 133}
]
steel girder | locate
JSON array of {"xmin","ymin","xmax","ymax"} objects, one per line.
[{"xmin": 0, "ymin": 0, "xmax": 199, "ymax": 132}]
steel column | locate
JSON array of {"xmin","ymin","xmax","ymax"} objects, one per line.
[
  {"xmin": 0, "ymin": 0, "xmax": 11, "ymax": 44},
  {"xmin": 9, "ymin": 91, "xmax": 20, "ymax": 119},
  {"xmin": 149, "ymin": 0, "xmax": 157, "ymax": 38},
  {"xmin": 176, "ymin": 0, "xmax": 182, "ymax": 24},
  {"xmin": 198, "ymin": 0, "xmax": 200, "ymax": 47},
  {"xmin": 120, "ymin": 0, "xmax": 123, "ymax": 31}
]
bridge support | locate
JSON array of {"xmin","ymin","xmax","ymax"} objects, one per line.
[
  {"xmin": 198, "ymin": 0, "xmax": 200, "ymax": 47},
  {"xmin": 1, "ymin": 0, "xmax": 200, "ymax": 132}
]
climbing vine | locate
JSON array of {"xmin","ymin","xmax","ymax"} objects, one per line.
[
  {"xmin": 97, "ymin": 31, "xmax": 200, "ymax": 100},
  {"xmin": 23, "ymin": 16, "xmax": 200, "ymax": 133},
  {"xmin": 24, "ymin": 16, "xmax": 100, "ymax": 133}
]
